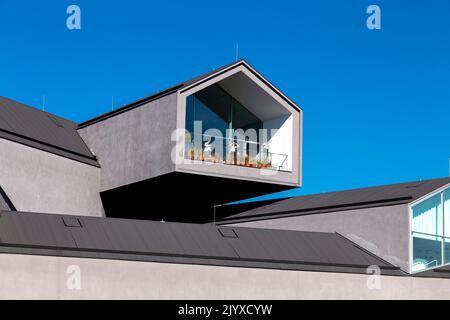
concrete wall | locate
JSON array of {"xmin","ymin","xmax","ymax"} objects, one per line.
[
  {"xmin": 0, "ymin": 253, "xmax": 448, "ymax": 300},
  {"xmin": 78, "ymin": 93, "xmax": 178, "ymax": 191},
  {"xmin": 0, "ymin": 138, "xmax": 103, "ymax": 216},
  {"xmin": 228, "ymin": 205, "xmax": 411, "ymax": 272}
]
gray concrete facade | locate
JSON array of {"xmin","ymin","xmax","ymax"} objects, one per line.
[
  {"xmin": 78, "ymin": 63, "xmax": 302, "ymax": 193},
  {"xmin": 78, "ymin": 93, "xmax": 179, "ymax": 191},
  {"xmin": 228, "ymin": 204, "xmax": 411, "ymax": 272},
  {"xmin": 0, "ymin": 138, "xmax": 103, "ymax": 216},
  {"xmin": 0, "ymin": 253, "xmax": 449, "ymax": 300}
]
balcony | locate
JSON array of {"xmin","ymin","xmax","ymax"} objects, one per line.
[
  {"xmin": 185, "ymin": 133, "xmax": 288, "ymax": 171},
  {"xmin": 183, "ymin": 80, "xmax": 294, "ymax": 174}
]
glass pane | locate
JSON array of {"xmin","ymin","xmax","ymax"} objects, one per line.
[
  {"xmin": 444, "ymin": 190, "xmax": 450, "ymax": 238},
  {"xmin": 445, "ymin": 238, "xmax": 450, "ymax": 265},
  {"xmin": 412, "ymin": 193, "xmax": 443, "ymax": 236},
  {"xmin": 185, "ymin": 85, "xmax": 232, "ymax": 162},
  {"xmin": 185, "ymin": 84, "xmax": 267, "ymax": 167},
  {"xmin": 192, "ymin": 93, "xmax": 230, "ymax": 138},
  {"xmin": 232, "ymin": 99, "xmax": 262, "ymax": 140},
  {"xmin": 444, "ymin": 190, "xmax": 450, "ymax": 264},
  {"xmin": 184, "ymin": 84, "xmax": 273, "ymax": 170},
  {"xmin": 412, "ymin": 233, "xmax": 442, "ymax": 272},
  {"xmin": 411, "ymin": 193, "xmax": 445, "ymax": 272},
  {"xmin": 185, "ymin": 95, "xmax": 195, "ymax": 135}
]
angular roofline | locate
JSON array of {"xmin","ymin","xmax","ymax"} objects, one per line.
[
  {"xmin": 0, "ymin": 96, "xmax": 100, "ymax": 167},
  {"xmin": 77, "ymin": 59, "xmax": 302, "ymax": 129},
  {"xmin": 217, "ymin": 177, "xmax": 450, "ymax": 224},
  {"xmin": 0, "ymin": 129, "xmax": 100, "ymax": 167},
  {"xmin": 408, "ymin": 181, "xmax": 450, "ymax": 207},
  {"xmin": 217, "ymin": 198, "xmax": 413, "ymax": 225},
  {"xmin": 179, "ymin": 60, "xmax": 302, "ymax": 112}
]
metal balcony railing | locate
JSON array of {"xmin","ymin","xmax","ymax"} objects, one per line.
[{"xmin": 185, "ymin": 134, "xmax": 289, "ymax": 171}]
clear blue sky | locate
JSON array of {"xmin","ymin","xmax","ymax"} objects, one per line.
[{"xmin": 0, "ymin": 0, "xmax": 449, "ymax": 201}]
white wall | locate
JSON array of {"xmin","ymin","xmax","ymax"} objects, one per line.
[
  {"xmin": 263, "ymin": 115, "xmax": 293, "ymax": 171},
  {"xmin": 0, "ymin": 138, "xmax": 103, "ymax": 216},
  {"xmin": 0, "ymin": 253, "xmax": 449, "ymax": 300}
]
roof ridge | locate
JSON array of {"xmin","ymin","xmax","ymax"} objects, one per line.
[
  {"xmin": 218, "ymin": 177, "xmax": 450, "ymax": 223},
  {"xmin": 77, "ymin": 60, "xmax": 247, "ymax": 128},
  {"xmin": 0, "ymin": 96, "xmax": 99, "ymax": 166},
  {"xmin": 0, "ymin": 96, "xmax": 77, "ymax": 125}
]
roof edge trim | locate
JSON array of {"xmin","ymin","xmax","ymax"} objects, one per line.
[
  {"xmin": 179, "ymin": 60, "xmax": 302, "ymax": 112},
  {"xmin": 0, "ymin": 130, "xmax": 100, "ymax": 167},
  {"xmin": 408, "ymin": 182, "xmax": 450, "ymax": 207},
  {"xmin": 218, "ymin": 196, "xmax": 413, "ymax": 224},
  {"xmin": 0, "ymin": 241, "xmax": 398, "ymax": 270},
  {"xmin": 77, "ymin": 84, "xmax": 183, "ymax": 129},
  {"xmin": 77, "ymin": 59, "xmax": 302, "ymax": 129}
]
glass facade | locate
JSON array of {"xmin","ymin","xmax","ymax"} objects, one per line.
[
  {"xmin": 184, "ymin": 84, "xmax": 287, "ymax": 170},
  {"xmin": 411, "ymin": 187, "xmax": 450, "ymax": 272}
]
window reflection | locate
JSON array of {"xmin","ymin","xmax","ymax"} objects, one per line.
[
  {"xmin": 411, "ymin": 189, "xmax": 450, "ymax": 272},
  {"xmin": 184, "ymin": 84, "xmax": 288, "ymax": 170}
]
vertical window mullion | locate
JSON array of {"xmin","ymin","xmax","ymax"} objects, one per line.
[{"xmin": 442, "ymin": 191, "xmax": 445, "ymax": 265}]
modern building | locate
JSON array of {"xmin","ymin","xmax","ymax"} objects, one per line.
[
  {"xmin": 218, "ymin": 177, "xmax": 450, "ymax": 274},
  {"xmin": 1, "ymin": 60, "xmax": 450, "ymax": 299},
  {"xmin": 77, "ymin": 60, "xmax": 302, "ymax": 222}
]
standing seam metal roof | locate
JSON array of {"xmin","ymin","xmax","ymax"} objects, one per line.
[
  {"xmin": 218, "ymin": 177, "xmax": 450, "ymax": 224},
  {"xmin": 0, "ymin": 96, "xmax": 98, "ymax": 166},
  {"xmin": 0, "ymin": 211, "xmax": 403, "ymax": 275}
]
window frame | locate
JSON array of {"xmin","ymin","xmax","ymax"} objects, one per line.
[{"xmin": 409, "ymin": 182, "xmax": 450, "ymax": 274}]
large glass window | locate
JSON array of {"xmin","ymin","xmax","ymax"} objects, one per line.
[
  {"xmin": 185, "ymin": 84, "xmax": 277, "ymax": 169},
  {"xmin": 444, "ymin": 190, "xmax": 450, "ymax": 265},
  {"xmin": 411, "ymin": 188, "xmax": 450, "ymax": 272}
]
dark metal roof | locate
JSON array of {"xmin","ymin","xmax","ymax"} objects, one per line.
[
  {"xmin": 0, "ymin": 96, "xmax": 99, "ymax": 166},
  {"xmin": 77, "ymin": 61, "xmax": 242, "ymax": 129},
  {"xmin": 0, "ymin": 211, "xmax": 403, "ymax": 275},
  {"xmin": 77, "ymin": 60, "xmax": 301, "ymax": 128},
  {"xmin": 218, "ymin": 177, "xmax": 450, "ymax": 224}
]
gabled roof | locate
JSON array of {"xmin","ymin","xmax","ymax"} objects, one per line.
[
  {"xmin": 78, "ymin": 59, "xmax": 302, "ymax": 128},
  {"xmin": 218, "ymin": 177, "xmax": 450, "ymax": 224},
  {"xmin": 0, "ymin": 97, "xmax": 99, "ymax": 166},
  {"xmin": 0, "ymin": 211, "xmax": 403, "ymax": 275}
]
